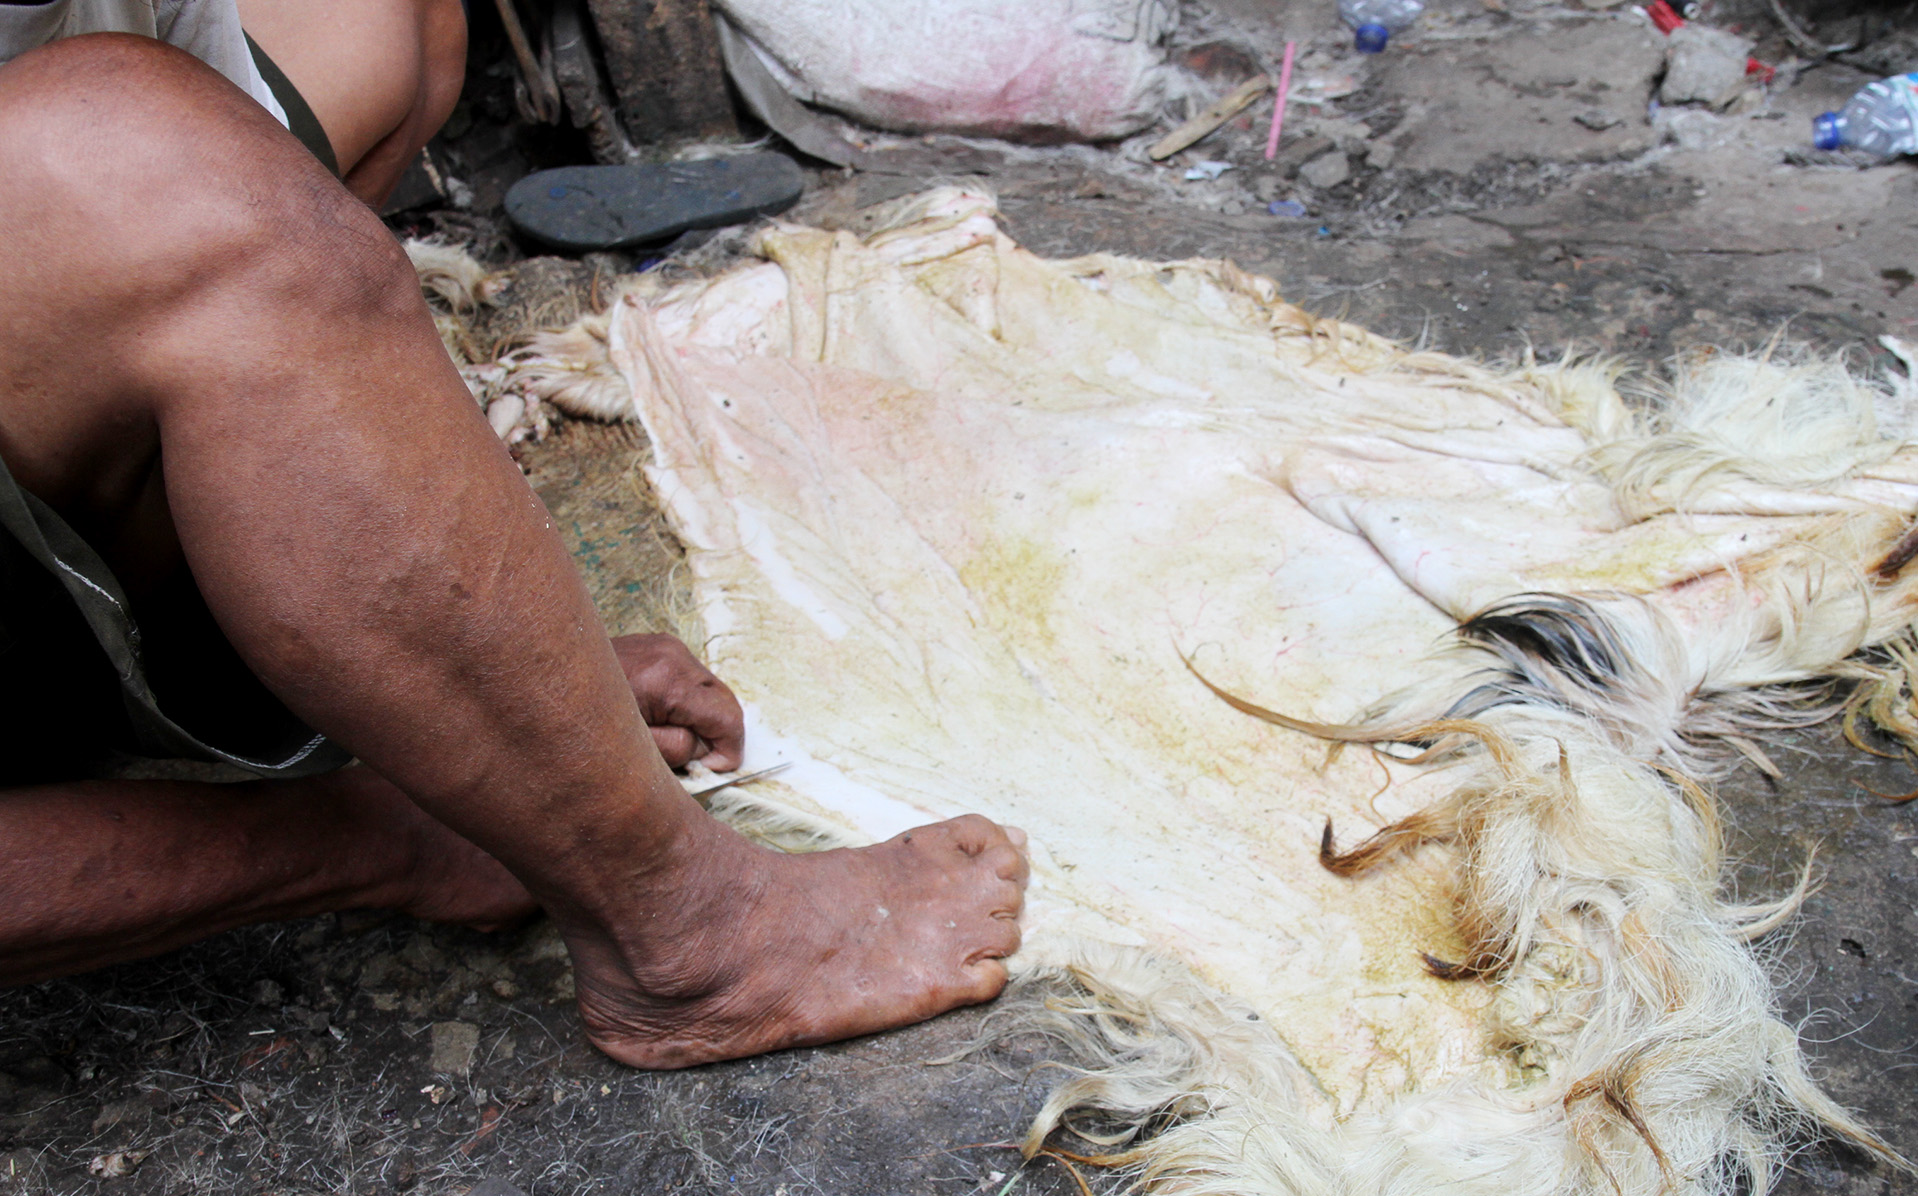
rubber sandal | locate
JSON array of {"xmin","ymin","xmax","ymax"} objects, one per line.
[{"xmin": 504, "ymin": 153, "xmax": 805, "ymax": 252}]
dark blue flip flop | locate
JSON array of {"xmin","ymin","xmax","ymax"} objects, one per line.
[{"xmin": 505, "ymin": 153, "xmax": 805, "ymax": 252}]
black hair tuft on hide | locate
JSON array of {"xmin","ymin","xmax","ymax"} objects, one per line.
[{"xmin": 1446, "ymin": 593, "xmax": 1632, "ymax": 721}]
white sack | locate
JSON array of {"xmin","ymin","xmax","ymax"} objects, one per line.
[{"xmin": 713, "ymin": 0, "xmax": 1181, "ymax": 141}]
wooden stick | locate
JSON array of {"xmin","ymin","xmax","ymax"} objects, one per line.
[
  {"xmin": 1147, "ymin": 75, "xmax": 1273, "ymax": 161},
  {"xmin": 494, "ymin": 0, "xmax": 562, "ymax": 123}
]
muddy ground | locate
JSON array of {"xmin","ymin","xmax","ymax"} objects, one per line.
[{"xmin": 6, "ymin": 0, "xmax": 1918, "ymax": 1192}]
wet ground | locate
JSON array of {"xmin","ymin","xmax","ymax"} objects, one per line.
[{"xmin": 6, "ymin": 0, "xmax": 1918, "ymax": 1191}]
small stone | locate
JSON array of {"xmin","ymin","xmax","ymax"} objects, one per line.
[
  {"xmin": 490, "ymin": 977, "xmax": 520, "ymax": 1000},
  {"xmin": 248, "ymin": 979, "xmax": 284, "ymax": 1007},
  {"xmin": 428, "ymin": 1021, "xmax": 479, "ymax": 1077},
  {"xmin": 1573, "ymin": 108, "xmax": 1622, "ymax": 131},
  {"xmin": 1221, "ymin": 199, "xmax": 1246, "ymax": 216},
  {"xmin": 90, "ymin": 1099, "xmax": 147, "ymax": 1133},
  {"xmin": 1659, "ymin": 24, "xmax": 1753, "ymax": 109},
  {"xmin": 1365, "ymin": 140, "xmax": 1396, "ymax": 170},
  {"xmin": 1300, "ymin": 151, "xmax": 1351, "ymax": 190}
]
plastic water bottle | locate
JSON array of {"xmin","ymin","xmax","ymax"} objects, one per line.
[
  {"xmin": 1339, "ymin": 0, "xmax": 1423, "ymax": 53},
  {"xmin": 1813, "ymin": 72, "xmax": 1918, "ymax": 157}
]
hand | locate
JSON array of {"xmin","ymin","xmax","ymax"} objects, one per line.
[{"xmin": 610, "ymin": 634, "xmax": 745, "ymax": 771}]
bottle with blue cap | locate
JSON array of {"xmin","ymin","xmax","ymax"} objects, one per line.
[
  {"xmin": 1813, "ymin": 72, "xmax": 1918, "ymax": 157},
  {"xmin": 1339, "ymin": 0, "xmax": 1424, "ymax": 53}
]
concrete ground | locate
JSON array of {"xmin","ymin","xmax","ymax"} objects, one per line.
[{"xmin": 4, "ymin": 0, "xmax": 1918, "ymax": 1192}]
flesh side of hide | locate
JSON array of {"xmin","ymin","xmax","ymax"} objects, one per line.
[{"xmin": 518, "ymin": 190, "xmax": 1918, "ymax": 1193}]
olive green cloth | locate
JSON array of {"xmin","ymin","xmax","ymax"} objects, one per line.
[{"xmin": 0, "ymin": 452, "xmax": 349, "ymax": 784}]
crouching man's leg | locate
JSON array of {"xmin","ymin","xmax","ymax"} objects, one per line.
[
  {"xmin": 235, "ymin": 0, "xmax": 467, "ymax": 206},
  {"xmin": 0, "ymin": 36, "xmax": 1027, "ymax": 1066}
]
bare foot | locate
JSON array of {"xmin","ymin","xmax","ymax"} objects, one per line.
[{"xmin": 564, "ymin": 813, "xmax": 1028, "ymax": 1068}]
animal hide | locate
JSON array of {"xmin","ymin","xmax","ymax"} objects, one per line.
[{"xmin": 512, "ymin": 189, "xmax": 1918, "ymax": 1194}]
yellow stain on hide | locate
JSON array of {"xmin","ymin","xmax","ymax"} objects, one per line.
[{"xmin": 960, "ymin": 533, "xmax": 1069, "ymax": 645}]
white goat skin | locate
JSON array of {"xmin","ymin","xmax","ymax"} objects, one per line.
[{"xmin": 530, "ymin": 190, "xmax": 1915, "ymax": 1193}]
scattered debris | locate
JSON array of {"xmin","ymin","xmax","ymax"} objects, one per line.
[
  {"xmin": 1267, "ymin": 199, "xmax": 1309, "ymax": 217},
  {"xmin": 1340, "ymin": 0, "xmax": 1425, "ymax": 53},
  {"xmin": 1183, "ymin": 159, "xmax": 1235, "ymax": 181},
  {"xmin": 85, "ymin": 1151, "xmax": 148, "ymax": 1179},
  {"xmin": 1149, "ymin": 75, "xmax": 1271, "ymax": 161},
  {"xmin": 1813, "ymin": 73, "xmax": 1918, "ymax": 157}
]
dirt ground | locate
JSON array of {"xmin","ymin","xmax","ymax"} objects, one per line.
[{"xmin": 7, "ymin": 0, "xmax": 1918, "ymax": 1192}]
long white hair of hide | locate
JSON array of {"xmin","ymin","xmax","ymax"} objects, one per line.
[
  {"xmin": 403, "ymin": 238, "xmax": 507, "ymax": 313},
  {"xmin": 487, "ymin": 203, "xmax": 1918, "ymax": 1195},
  {"xmin": 987, "ymin": 348, "xmax": 1916, "ymax": 1194},
  {"xmin": 505, "ymin": 310, "xmax": 638, "ymax": 421},
  {"xmin": 1003, "ymin": 715, "xmax": 1897, "ymax": 1195},
  {"xmin": 402, "ymin": 240, "xmax": 633, "ymax": 436},
  {"xmin": 1584, "ymin": 350, "xmax": 1901, "ymax": 520},
  {"xmin": 1301, "ymin": 345, "xmax": 1918, "ymax": 780}
]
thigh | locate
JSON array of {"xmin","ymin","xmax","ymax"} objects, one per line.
[
  {"xmin": 0, "ymin": 36, "xmax": 377, "ymax": 770},
  {"xmin": 235, "ymin": 0, "xmax": 466, "ymax": 204}
]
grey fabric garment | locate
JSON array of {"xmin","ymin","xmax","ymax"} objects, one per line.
[
  {"xmin": 0, "ymin": 451, "xmax": 349, "ymax": 783},
  {"xmin": 0, "ymin": 0, "xmax": 289, "ymax": 127}
]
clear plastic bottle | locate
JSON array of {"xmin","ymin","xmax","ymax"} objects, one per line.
[
  {"xmin": 1339, "ymin": 0, "xmax": 1423, "ymax": 53},
  {"xmin": 1813, "ymin": 72, "xmax": 1918, "ymax": 157}
]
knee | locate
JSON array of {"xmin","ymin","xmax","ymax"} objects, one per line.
[
  {"xmin": 0, "ymin": 34, "xmax": 286, "ymax": 179},
  {"xmin": 0, "ymin": 35, "xmax": 413, "ymax": 316},
  {"xmin": 417, "ymin": 0, "xmax": 468, "ymax": 136}
]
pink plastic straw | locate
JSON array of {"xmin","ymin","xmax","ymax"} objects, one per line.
[{"xmin": 1264, "ymin": 40, "xmax": 1297, "ymax": 160}]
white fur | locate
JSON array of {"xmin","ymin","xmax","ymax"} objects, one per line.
[{"xmin": 495, "ymin": 191, "xmax": 1918, "ymax": 1194}]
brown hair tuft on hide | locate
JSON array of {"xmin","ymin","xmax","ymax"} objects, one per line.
[
  {"xmin": 1419, "ymin": 950, "xmax": 1506, "ymax": 981},
  {"xmin": 1318, "ymin": 808, "xmax": 1452, "ymax": 877},
  {"xmin": 1873, "ymin": 522, "xmax": 1918, "ymax": 581},
  {"xmin": 1564, "ymin": 1065, "xmax": 1676, "ymax": 1192}
]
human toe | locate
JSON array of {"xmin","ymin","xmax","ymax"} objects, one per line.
[
  {"xmin": 956, "ymin": 957, "xmax": 1011, "ymax": 1002},
  {"xmin": 940, "ymin": 812, "xmax": 1016, "ymax": 857}
]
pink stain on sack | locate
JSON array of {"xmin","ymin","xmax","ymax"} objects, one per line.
[{"xmin": 719, "ymin": 0, "xmax": 1176, "ymax": 141}]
